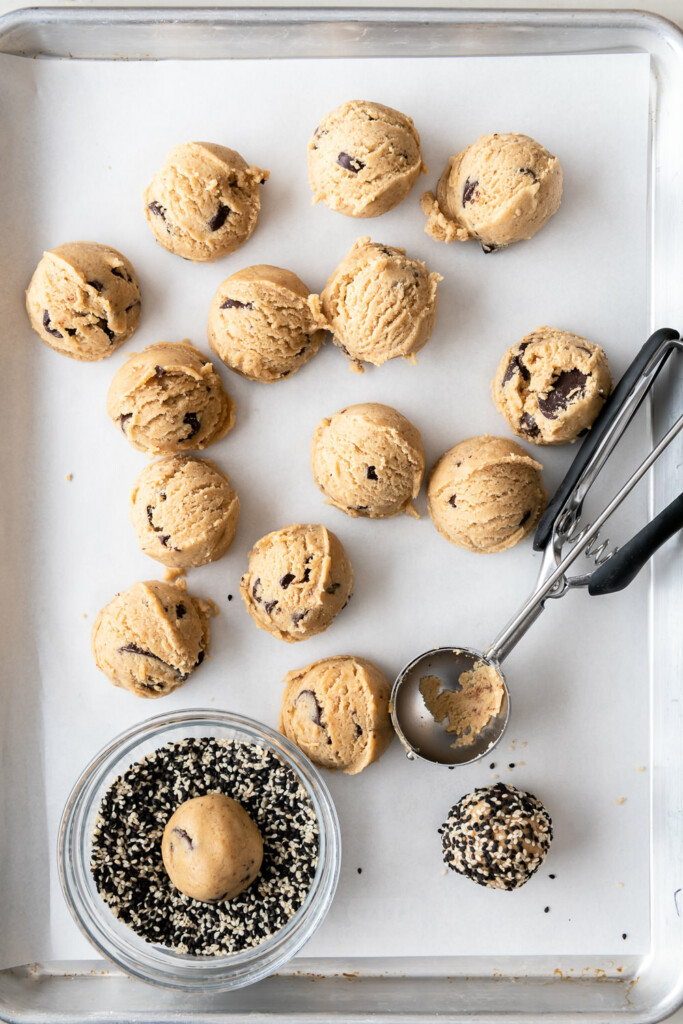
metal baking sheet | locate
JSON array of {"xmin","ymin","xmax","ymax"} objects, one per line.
[{"xmin": 0, "ymin": 7, "xmax": 682, "ymax": 1022}]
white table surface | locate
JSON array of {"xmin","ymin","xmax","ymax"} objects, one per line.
[{"xmin": 1, "ymin": 0, "xmax": 680, "ymax": 1018}]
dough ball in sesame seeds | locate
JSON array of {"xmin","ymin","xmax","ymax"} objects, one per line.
[
  {"xmin": 162, "ymin": 794, "xmax": 263, "ymax": 902},
  {"xmin": 440, "ymin": 783, "xmax": 553, "ymax": 890},
  {"xmin": 130, "ymin": 454, "xmax": 239, "ymax": 569}
]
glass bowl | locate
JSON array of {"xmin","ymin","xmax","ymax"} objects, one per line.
[{"xmin": 59, "ymin": 708, "xmax": 340, "ymax": 992}]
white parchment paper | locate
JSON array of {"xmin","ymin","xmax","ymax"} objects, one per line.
[{"xmin": 0, "ymin": 50, "xmax": 651, "ymax": 969}]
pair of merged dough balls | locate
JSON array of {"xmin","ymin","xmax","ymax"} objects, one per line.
[{"xmin": 279, "ymin": 655, "xmax": 394, "ymax": 775}]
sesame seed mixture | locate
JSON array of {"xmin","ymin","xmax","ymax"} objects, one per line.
[
  {"xmin": 91, "ymin": 737, "xmax": 319, "ymax": 955},
  {"xmin": 439, "ymin": 782, "xmax": 552, "ymax": 891}
]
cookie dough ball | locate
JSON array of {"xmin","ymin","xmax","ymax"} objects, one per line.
[
  {"xmin": 107, "ymin": 341, "xmax": 235, "ymax": 456},
  {"xmin": 312, "ymin": 403, "xmax": 425, "ymax": 519},
  {"xmin": 26, "ymin": 242, "xmax": 140, "ymax": 361},
  {"xmin": 130, "ymin": 455, "xmax": 239, "ymax": 569},
  {"xmin": 427, "ymin": 435, "xmax": 546, "ymax": 553},
  {"xmin": 240, "ymin": 524, "xmax": 353, "ymax": 643},
  {"xmin": 162, "ymin": 794, "xmax": 263, "ymax": 903},
  {"xmin": 144, "ymin": 142, "xmax": 269, "ymax": 262},
  {"xmin": 279, "ymin": 656, "xmax": 393, "ymax": 774},
  {"xmin": 492, "ymin": 327, "xmax": 612, "ymax": 445},
  {"xmin": 440, "ymin": 783, "xmax": 553, "ymax": 890},
  {"xmin": 91, "ymin": 579, "xmax": 212, "ymax": 698},
  {"xmin": 422, "ymin": 133, "xmax": 562, "ymax": 252},
  {"xmin": 321, "ymin": 238, "xmax": 441, "ymax": 369},
  {"xmin": 308, "ymin": 100, "xmax": 425, "ymax": 218},
  {"xmin": 208, "ymin": 265, "xmax": 328, "ymax": 382}
]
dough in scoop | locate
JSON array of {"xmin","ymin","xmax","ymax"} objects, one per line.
[
  {"xmin": 162, "ymin": 794, "xmax": 263, "ymax": 902},
  {"xmin": 144, "ymin": 142, "xmax": 269, "ymax": 262},
  {"xmin": 240, "ymin": 523, "xmax": 353, "ymax": 643},
  {"xmin": 311, "ymin": 403, "xmax": 425, "ymax": 518},
  {"xmin": 308, "ymin": 99, "xmax": 425, "ymax": 218},
  {"xmin": 107, "ymin": 341, "xmax": 235, "ymax": 456},
  {"xmin": 91, "ymin": 579, "xmax": 212, "ymax": 698},
  {"xmin": 492, "ymin": 326, "xmax": 612, "ymax": 445},
  {"xmin": 321, "ymin": 238, "xmax": 441, "ymax": 369},
  {"xmin": 130, "ymin": 454, "xmax": 239, "ymax": 569},
  {"xmin": 427, "ymin": 435, "xmax": 546, "ymax": 552},
  {"xmin": 279, "ymin": 655, "xmax": 393, "ymax": 774},
  {"xmin": 26, "ymin": 241, "xmax": 140, "ymax": 360},
  {"xmin": 422, "ymin": 133, "xmax": 562, "ymax": 252},
  {"xmin": 208, "ymin": 265, "xmax": 328, "ymax": 382}
]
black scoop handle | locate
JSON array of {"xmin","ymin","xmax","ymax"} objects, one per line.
[
  {"xmin": 588, "ymin": 492, "xmax": 683, "ymax": 595},
  {"xmin": 534, "ymin": 327, "xmax": 680, "ymax": 551}
]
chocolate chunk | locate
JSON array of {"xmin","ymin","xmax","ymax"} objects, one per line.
[
  {"xmin": 448, "ymin": 494, "xmax": 457, "ymax": 508},
  {"xmin": 377, "ymin": 246, "xmax": 394, "ymax": 257},
  {"xmin": 481, "ymin": 241, "xmax": 503, "ymax": 254},
  {"xmin": 519, "ymin": 167, "xmax": 538, "ymax": 181},
  {"xmin": 96, "ymin": 318, "xmax": 115, "ymax": 342},
  {"xmin": 502, "ymin": 348, "xmax": 531, "ymax": 386},
  {"xmin": 301, "ymin": 567, "xmax": 311, "ymax": 584},
  {"xmin": 537, "ymin": 369, "xmax": 588, "ymax": 419},
  {"xmin": 195, "ymin": 650, "xmax": 205, "ymax": 668},
  {"xmin": 220, "ymin": 297, "xmax": 254, "ymax": 310},
  {"xmin": 42, "ymin": 310, "xmax": 63, "ymax": 339},
  {"xmin": 366, "ymin": 465, "xmax": 378, "ymax": 480},
  {"xmin": 154, "ymin": 365, "xmax": 166, "ymax": 377},
  {"xmin": 353, "ymin": 505, "xmax": 369, "ymax": 512},
  {"xmin": 111, "ymin": 265, "xmax": 131, "ymax": 282},
  {"xmin": 280, "ymin": 573, "xmax": 295, "ymax": 589},
  {"xmin": 119, "ymin": 413, "xmax": 132, "ymax": 433},
  {"xmin": 354, "ymin": 722, "xmax": 363, "ymax": 739},
  {"xmin": 325, "ymin": 583, "xmax": 340, "ymax": 595},
  {"xmin": 119, "ymin": 642, "xmax": 166, "ymax": 666},
  {"xmin": 462, "ymin": 177, "xmax": 478, "ymax": 205},
  {"xmin": 158, "ymin": 534, "xmax": 170, "ymax": 547},
  {"xmin": 146, "ymin": 505, "xmax": 162, "ymax": 532},
  {"xmin": 292, "ymin": 610, "xmax": 309, "ymax": 625},
  {"xmin": 252, "ymin": 578, "xmax": 262, "ymax": 604},
  {"xmin": 337, "ymin": 152, "xmax": 365, "ymax": 173},
  {"xmin": 65, "ymin": 327, "xmax": 77, "ymax": 337},
  {"xmin": 520, "ymin": 412, "xmax": 540, "ymax": 438},
  {"xmin": 87, "ymin": 279, "xmax": 104, "ymax": 293},
  {"xmin": 172, "ymin": 827, "xmax": 194, "ymax": 849},
  {"xmin": 148, "ymin": 201, "xmax": 166, "ymax": 220},
  {"xmin": 264, "ymin": 600, "xmax": 279, "ymax": 615},
  {"xmin": 183, "ymin": 412, "xmax": 200, "ymax": 440},
  {"xmin": 295, "ymin": 689, "xmax": 323, "ymax": 725},
  {"xmin": 176, "ymin": 604, "xmax": 187, "ymax": 619},
  {"xmin": 519, "ymin": 510, "xmax": 531, "ymax": 527},
  {"xmin": 208, "ymin": 203, "xmax": 230, "ymax": 232}
]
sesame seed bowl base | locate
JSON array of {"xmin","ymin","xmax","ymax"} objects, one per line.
[{"xmin": 58, "ymin": 709, "xmax": 340, "ymax": 992}]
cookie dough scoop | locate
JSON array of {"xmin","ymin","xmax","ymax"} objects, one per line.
[
  {"xmin": 107, "ymin": 341, "xmax": 235, "ymax": 456},
  {"xmin": 421, "ymin": 133, "xmax": 562, "ymax": 252},
  {"xmin": 162, "ymin": 794, "xmax": 263, "ymax": 902},
  {"xmin": 26, "ymin": 241, "xmax": 141, "ymax": 360},
  {"xmin": 312, "ymin": 403, "xmax": 425, "ymax": 518},
  {"xmin": 321, "ymin": 238, "xmax": 441, "ymax": 370},
  {"xmin": 308, "ymin": 99, "xmax": 426, "ymax": 218},
  {"xmin": 144, "ymin": 142, "xmax": 269, "ymax": 262}
]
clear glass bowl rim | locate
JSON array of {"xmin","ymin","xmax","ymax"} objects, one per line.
[{"xmin": 58, "ymin": 707, "xmax": 341, "ymax": 992}]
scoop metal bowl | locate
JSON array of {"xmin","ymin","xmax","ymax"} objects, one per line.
[{"xmin": 391, "ymin": 328, "xmax": 683, "ymax": 767}]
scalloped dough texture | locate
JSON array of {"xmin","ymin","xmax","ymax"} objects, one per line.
[
  {"xmin": 492, "ymin": 327, "xmax": 612, "ymax": 445},
  {"xmin": 26, "ymin": 241, "xmax": 141, "ymax": 360},
  {"xmin": 240, "ymin": 523, "xmax": 353, "ymax": 643},
  {"xmin": 91, "ymin": 579, "xmax": 213, "ymax": 699},
  {"xmin": 422, "ymin": 133, "xmax": 562, "ymax": 252},
  {"xmin": 208, "ymin": 265, "xmax": 328, "ymax": 382},
  {"xmin": 308, "ymin": 99, "xmax": 426, "ymax": 218},
  {"xmin": 107, "ymin": 341, "xmax": 235, "ymax": 457},
  {"xmin": 311, "ymin": 403, "xmax": 425, "ymax": 519},
  {"xmin": 427, "ymin": 435, "xmax": 547, "ymax": 553},
  {"xmin": 130, "ymin": 454, "xmax": 240, "ymax": 569},
  {"xmin": 321, "ymin": 238, "xmax": 441, "ymax": 370},
  {"xmin": 144, "ymin": 142, "xmax": 269, "ymax": 262},
  {"xmin": 279, "ymin": 655, "xmax": 394, "ymax": 774}
]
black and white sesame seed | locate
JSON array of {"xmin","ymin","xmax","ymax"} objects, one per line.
[
  {"xmin": 91, "ymin": 737, "xmax": 319, "ymax": 956},
  {"xmin": 440, "ymin": 782, "xmax": 552, "ymax": 891}
]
